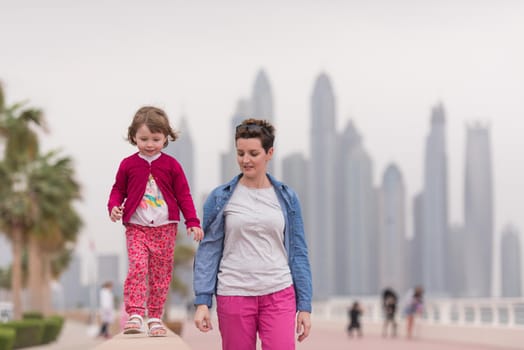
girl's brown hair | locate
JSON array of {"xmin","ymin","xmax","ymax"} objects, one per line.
[{"xmin": 127, "ymin": 106, "xmax": 178, "ymax": 147}]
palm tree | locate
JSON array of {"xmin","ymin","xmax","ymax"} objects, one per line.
[
  {"xmin": 0, "ymin": 84, "xmax": 82, "ymax": 317},
  {"xmin": 0, "ymin": 83, "xmax": 45, "ymax": 319},
  {"xmin": 26, "ymin": 151, "xmax": 82, "ymax": 314}
]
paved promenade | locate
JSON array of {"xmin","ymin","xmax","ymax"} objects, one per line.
[
  {"xmin": 27, "ymin": 319, "xmax": 519, "ymax": 350},
  {"xmin": 183, "ymin": 320, "xmax": 518, "ymax": 350}
]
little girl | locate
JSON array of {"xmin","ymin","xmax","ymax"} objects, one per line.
[{"xmin": 108, "ymin": 106, "xmax": 203, "ymax": 337}]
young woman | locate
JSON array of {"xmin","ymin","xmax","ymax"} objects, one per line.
[{"xmin": 193, "ymin": 118, "xmax": 312, "ymax": 349}]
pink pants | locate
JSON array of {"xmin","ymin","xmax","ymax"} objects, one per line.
[
  {"xmin": 124, "ymin": 223, "xmax": 177, "ymax": 319},
  {"xmin": 217, "ymin": 285, "xmax": 296, "ymax": 350}
]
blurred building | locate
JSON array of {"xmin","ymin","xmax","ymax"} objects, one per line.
[
  {"xmin": 281, "ymin": 152, "xmax": 309, "ymax": 236},
  {"xmin": 501, "ymin": 225, "xmax": 522, "ymax": 297},
  {"xmin": 59, "ymin": 255, "xmax": 89, "ymax": 309},
  {"xmin": 448, "ymin": 224, "xmax": 467, "ymax": 296},
  {"xmin": 464, "ymin": 123, "xmax": 494, "ymax": 297},
  {"xmin": 251, "ymin": 69, "xmax": 275, "ymax": 174},
  {"xmin": 308, "ymin": 73, "xmax": 337, "ymax": 299},
  {"xmin": 164, "ymin": 115, "xmax": 198, "ymax": 299},
  {"xmin": 165, "ymin": 116, "xmax": 195, "ymax": 192},
  {"xmin": 221, "ymin": 99, "xmax": 250, "ymax": 183},
  {"xmin": 409, "ymin": 192, "xmax": 424, "ymax": 289},
  {"xmin": 344, "ymin": 128, "xmax": 376, "ymax": 295},
  {"xmin": 379, "ymin": 163, "xmax": 407, "ymax": 294},
  {"xmin": 421, "ymin": 103, "xmax": 449, "ymax": 296},
  {"xmin": 334, "ymin": 121, "xmax": 360, "ymax": 295},
  {"xmin": 97, "ymin": 254, "xmax": 121, "ymax": 302}
]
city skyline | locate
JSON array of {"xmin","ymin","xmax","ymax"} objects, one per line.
[
  {"xmin": 52, "ymin": 76, "xmax": 522, "ymax": 300},
  {"xmin": 1, "ymin": 1, "xmax": 523, "ymax": 290}
]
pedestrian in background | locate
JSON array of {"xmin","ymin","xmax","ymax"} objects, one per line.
[
  {"xmin": 347, "ymin": 301, "xmax": 363, "ymax": 338},
  {"xmin": 405, "ymin": 286, "xmax": 424, "ymax": 339},
  {"xmin": 382, "ymin": 287, "xmax": 398, "ymax": 337},
  {"xmin": 98, "ymin": 281, "xmax": 115, "ymax": 339}
]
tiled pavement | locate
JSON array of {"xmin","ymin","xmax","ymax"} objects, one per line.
[{"xmin": 28, "ymin": 318, "xmax": 518, "ymax": 350}]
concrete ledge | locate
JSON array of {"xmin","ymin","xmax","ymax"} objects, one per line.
[{"xmin": 92, "ymin": 329, "xmax": 192, "ymax": 350}]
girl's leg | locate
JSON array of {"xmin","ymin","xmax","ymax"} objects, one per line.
[
  {"xmin": 258, "ymin": 285, "xmax": 296, "ymax": 350},
  {"xmin": 124, "ymin": 225, "xmax": 149, "ymax": 317},
  {"xmin": 146, "ymin": 224, "xmax": 177, "ymax": 318},
  {"xmin": 217, "ymin": 295, "xmax": 258, "ymax": 350}
]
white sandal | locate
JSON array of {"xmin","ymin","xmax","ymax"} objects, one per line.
[
  {"xmin": 123, "ymin": 314, "xmax": 144, "ymax": 334},
  {"xmin": 147, "ymin": 318, "xmax": 167, "ymax": 337}
]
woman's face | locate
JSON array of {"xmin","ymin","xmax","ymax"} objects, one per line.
[{"xmin": 236, "ymin": 137, "xmax": 273, "ymax": 180}]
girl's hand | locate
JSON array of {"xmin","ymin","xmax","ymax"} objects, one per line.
[
  {"xmin": 187, "ymin": 226, "xmax": 204, "ymax": 241},
  {"xmin": 110, "ymin": 205, "xmax": 124, "ymax": 222}
]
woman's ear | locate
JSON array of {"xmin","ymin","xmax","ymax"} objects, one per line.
[{"xmin": 266, "ymin": 147, "xmax": 274, "ymax": 160}]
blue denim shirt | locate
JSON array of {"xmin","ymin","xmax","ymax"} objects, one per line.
[{"xmin": 193, "ymin": 174, "xmax": 313, "ymax": 312}]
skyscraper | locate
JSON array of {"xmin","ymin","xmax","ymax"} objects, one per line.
[
  {"xmin": 59, "ymin": 255, "xmax": 90, "ymax": 309},
  {"xmin": 97, "ymin": 254, "xmax": 121, "ymax": 300},
  {"xmin": 422, "ymin": 103, "xmax": 449, "ymax": 295},
  {"xmin": 464, "ymin": 123, "xmax": 494, "ymax": 297},
  {"xmin": 308, "ymin": 73, "xmax": 336, "ymax": 299},
  {"xmin": 251, "ymin": 69, "xmax": 275, "ymax": 174},
  {"xmin": 281, "ymin": 153, "xmax": 309, "ymax": 254},
  {"xmin": 501, "ymin": 225, "xmax": 522, "ymax": 297},
  {"xmin": 251, "ymin": 69, "xmax": 273, "ymax": 121},
  {"xmin": 379, "ymin": 164, "xmax": 407, "ymax": 294},
  {"xmin": 221, "ymin": 99, "xmax": 251, "ymax": 183},
  {"xmin": 164, "ymin": 115, "xmax": 198, "ymax": 298},
  {"xmin": 334, "ymin": 121, "xmax": 361, "ymax": 295},
  {"xmin": 165, "ymin": 115, "xmax": 198, "ymax": 236},
  {"xmin": 165, "ymin": 116, "xmax": 195, "ymax": 191},
  {"xmin": 409, "ymin": 192, "xmax": 424, "ymax": 289},
  {"xmin": 448, "ymin": 224, "xmax": 466, "ymax": 297},
  {"xmin": 345, "ymin": 143, "xmax": 376, "ymax": 295}
]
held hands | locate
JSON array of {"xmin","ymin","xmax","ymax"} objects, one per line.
[
  {"xmin": 194, "ymin": 305, "xmax": 213, "ymax": 332},
  {"xmin": 296, "ymin": 311, "xmax": 311, "ymax": 342},
  {"xmin": 187, "ymin": 226, "xmax": 204, "ymax": 242},
  {"xmin": 110, "ymin": 205, "xmax": 124, "ymax": 222}
]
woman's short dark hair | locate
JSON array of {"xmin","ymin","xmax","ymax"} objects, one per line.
[{"xmin": 235, "ymin": 118, "xmax": 275, "ymax": 152}]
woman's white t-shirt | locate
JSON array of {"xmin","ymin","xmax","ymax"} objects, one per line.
[{"xmin": 217, "ymin": 183, "xmax": 293, "ymax": 296}]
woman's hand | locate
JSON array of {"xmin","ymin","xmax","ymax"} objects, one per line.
[
  {"xmin": 296, "ymin": 311, "xmax": 311, "ymax": 342},
  {"xmin": 194, "ymin": 304, "xmax": 213, "ymax": 332}
]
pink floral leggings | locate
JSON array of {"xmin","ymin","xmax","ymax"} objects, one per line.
[{"xmin": 124, "ymin": 223, "xmax": 177, "ymax": 319}]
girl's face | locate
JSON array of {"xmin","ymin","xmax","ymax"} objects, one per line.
[
  {"xmin": 133, "ymin": 124, "xmax": 167, "ymax": 157},
  {"xmin": 236, "ymin": 137, "xmax": 273, "ymax": 180}
]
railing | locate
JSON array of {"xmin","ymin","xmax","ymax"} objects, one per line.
[{"xmin": 312, "ymin": 296, "xmax": 524, "ymax": 328}]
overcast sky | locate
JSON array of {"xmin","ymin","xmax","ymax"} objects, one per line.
[{"xmin": 1, "ymin": 0, "xmax": 523, "ymax": 283}]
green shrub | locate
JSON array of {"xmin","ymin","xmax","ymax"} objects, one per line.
[
  {"xmin": 41, "ymin": 316, "xmax": 64, "ymax": 344},
  {"xmin": 1, "ymin": 319, "xmax": 44, "ymax": 349},
  {"xmin": 0, "ymin": 328, "xmax": 15, "ymax": 350},
  {"xmin": 22, "ymin": 312, "xmax": 43, "ymax": 320}
]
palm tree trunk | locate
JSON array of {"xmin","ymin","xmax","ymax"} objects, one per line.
[
  {"xmin": 28, "ymin": 235, "xmax": 43, "ymax": 313},
  {"xmin": 41, "ymin": 254, "xmax": 53, "ymax": 316},
  {"xmin": 10, "ymin": 225, "xmax": 23, "ymax": 320}
]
